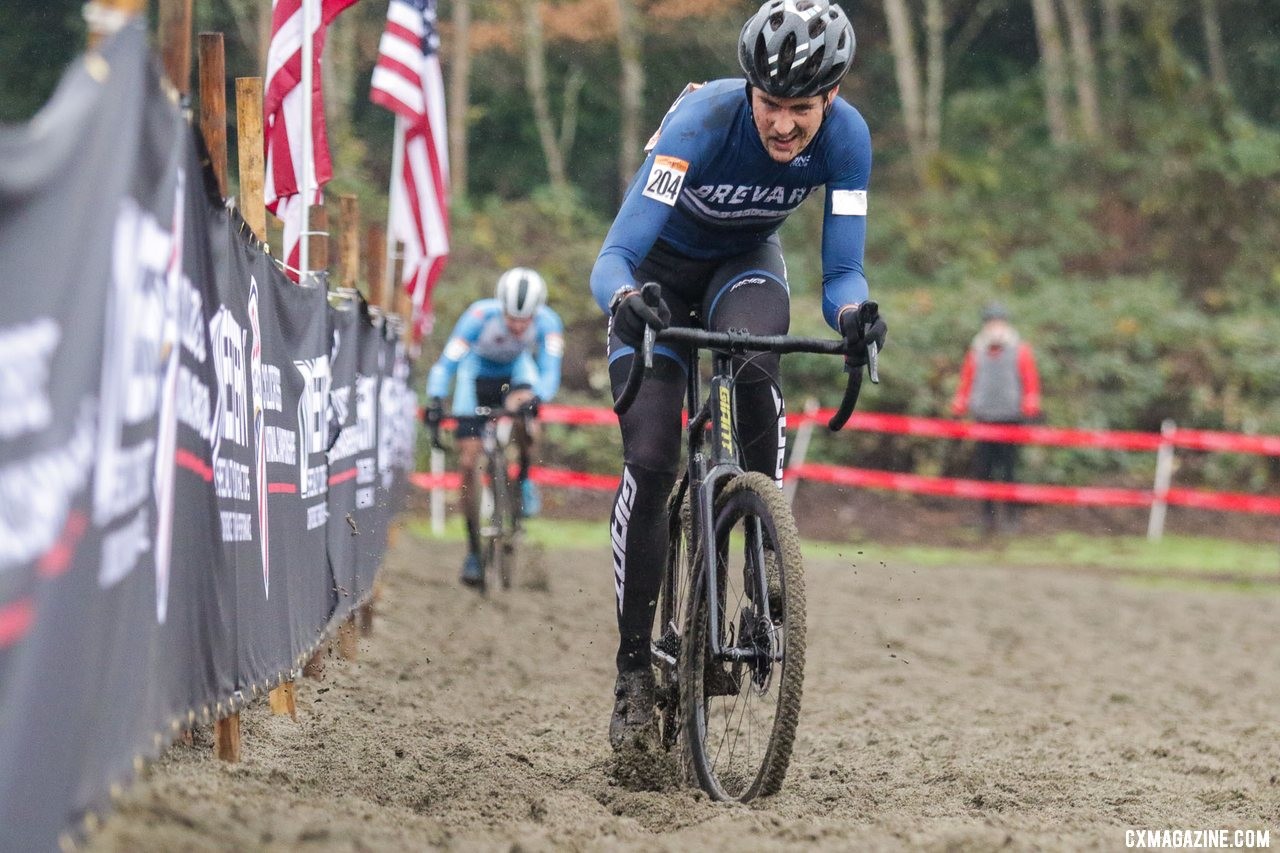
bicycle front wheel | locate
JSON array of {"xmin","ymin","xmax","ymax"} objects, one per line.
[
  {"xmin": 481, "ymin": 454, "xmax": 510, "ymax": 591},
  {"xmin": 681, "ymin": 472, "xmax": 806, "ymax": 801}
]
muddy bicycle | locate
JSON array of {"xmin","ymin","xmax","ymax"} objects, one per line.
[
  {"xmin": 614, "ymin": 283, "xmax": 879, "ymax": 802},
  {"xmin": 430, "ymin": 404, "xmax": 534, "ymax": 593}
]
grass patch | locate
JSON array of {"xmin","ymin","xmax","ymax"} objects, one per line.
[
  {"xmin": 401, "ymin": 514, "xmax": 1280, "ymax": 590},
  {"xmin": 403, "ymin": 514, "xmax": 608, "ymax": 551}
]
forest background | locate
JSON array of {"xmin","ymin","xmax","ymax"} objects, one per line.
[{"xmin": 3, "ymin": 0, "xmax": 1279, "ymax": 495}]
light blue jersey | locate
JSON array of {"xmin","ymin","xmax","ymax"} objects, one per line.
[
  {"xmin": 426, "ymin": 299, "xmax": 564, "ymax": 414},
  {"xmin": 590, "ymin": 79, "xmax": 872, "ymax": 330}
]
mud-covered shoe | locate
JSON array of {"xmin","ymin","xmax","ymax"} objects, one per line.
[
  {"xmin": 609, "ymin": 668, "xmax": 657, "ymax": 751},
  {"xmin": 459, "ymin": 553, "xmax": 483, "ymax": 588}
]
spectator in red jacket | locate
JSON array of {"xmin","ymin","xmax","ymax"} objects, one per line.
[{"xmin": 950, "ymin": 302, "xmax": 1042, "ymax": 535}]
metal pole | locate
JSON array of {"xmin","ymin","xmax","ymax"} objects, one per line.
[
  {"xmin": 383, "ymin": 115, "xmax": 406, "ymax": 305},
  {"xmin": 298, "ymin": 0, "xmax": 314, "ymax": 280},
  {"xmin": 431, "ymin": 447, "xmax": 446, "ymax": 535},
  {"xmin": 783, "ymin": 397, "xmax": 819, "ymax": 505},
  {"xmin": 1147, "ymin": 418, "xmax": 1177, "ymax": 542}
]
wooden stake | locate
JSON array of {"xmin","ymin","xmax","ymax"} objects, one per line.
[
  {"xmin": 364, "ymin": 223, "xmax": 386, "ymax": 311},
  {"xmin": 268, "ymin": 680, "xmax": 297, "ymax": 719},
  {"xmin": 339, "ymin": 195, "xmax": 360, "ymax": 290},
  {"xmin": 338, "ymin": 616, "xmax": 359, "ymax": 660},
  {"xmin": 235, "ymin": 78, "xmax": 266, "ymax": 240},
  {"xmin": 197, "ymin": 33, "xmax": 228, "ymax": 198},
  {"xmin": 309, "ymin": 204, "xmax": 329, "ymax": 272},
  {"xmin": 158, "ymin": 0, "xmax": 193, "ymax": 96},
  {"xmin": 214, "ymin": 713, "xmax": 240, "ymax": 762}
]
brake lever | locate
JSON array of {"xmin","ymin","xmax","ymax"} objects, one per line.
[{"xmin": 859, "ymin": 300, "xmax": 881, "ymax": 385}]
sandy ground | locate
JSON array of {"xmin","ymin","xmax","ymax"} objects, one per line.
[{"xmin": 87, "ymin": 518, "xmax": 1280, "ymax": 852}]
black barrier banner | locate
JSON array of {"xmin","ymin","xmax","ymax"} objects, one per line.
[
  {"xmin": 325, "ymin": 300, "xmax": 363, "ymax": 617},
  {"xmin": 0, "ymin": 25, "xmax": 408, "ymax": 852}
]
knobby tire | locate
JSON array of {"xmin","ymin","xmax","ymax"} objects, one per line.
[{"xmin": 679, "ymin": 472, "xmax": 806, "ymax": 801}]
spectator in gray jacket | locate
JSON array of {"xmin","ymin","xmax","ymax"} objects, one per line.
[{"xmin": 950, "ymin": 302, "xmax": 1042, "ymax": 534}]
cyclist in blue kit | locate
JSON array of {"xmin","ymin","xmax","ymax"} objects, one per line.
[
  {"xmin": 425, "ymin": 268, "xmax": 564, "ymax": 587},
  {"xmin": 593, "ymin": 0, "xmax": 888, "ymax": 750}
]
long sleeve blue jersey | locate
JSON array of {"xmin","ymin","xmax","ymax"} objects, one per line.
[
  {"xmin": 590, "ymin": 79, "xmax": 872, "ymax": 331},
  {"xmin": 425, "ymin": 299, "xmax": 564, "ymax": 413}
]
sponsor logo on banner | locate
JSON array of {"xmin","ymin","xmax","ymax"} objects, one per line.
[
  {"xmin": 209, "ymin": 303, "xmax": 253, "ymax": 545},
  {"xmin": 92, "ymin": 188, "xmax": 187, "ymax": 617},
  {"xmin": 0, "ymin": 319, "xmax": 58, "ymax": 439},
  {"xmin": 330, "ymin": 375, "xmax": 378, "ymax": 463},
  {"xmin": 295, "ymin": 356, "xmax": 331, "ymax": 528},
  {"xmin": 247, "ymin": 277, "xmax": 270, "ymax": 596}
]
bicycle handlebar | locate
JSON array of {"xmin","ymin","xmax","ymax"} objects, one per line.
[
  {"xmin": 427, "ymin": 404, "xmax": 537, "ymax": 453},
  {"xmin": 612, "ymin": 282, "xmax": 880, "ymax": 430}
]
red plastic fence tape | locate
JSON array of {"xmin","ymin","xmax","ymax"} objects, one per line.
[
  {"xmin": 413, "ymin": 404, "xmax": 1280, "ymax": 514},
  {"xmin": 434, "ymin": 402, "xmax": 1280, "ymax": 456}
]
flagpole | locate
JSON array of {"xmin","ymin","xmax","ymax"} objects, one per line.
[
  {"xmin": 298, "ymin": 0, "xmax": 315, "ymax": 281},
  {"xmin": 382, "ymin": 114, "xmax": 406, "ymax": 309}
]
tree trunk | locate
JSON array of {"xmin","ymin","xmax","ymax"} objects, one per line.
[
  {"xmin": 1198, "ymin": 0, "xmax": 1229, "ymax": 92},
  {"xmin": 558, "ymin": 63, "xmax": 585, "ymax": 158},
  {"xmin": 616, "ymin": 0, "xmax": 644, "ymax": 199},
  {"xmin": 1058, "ymin": 0, "xmax": 1101, "ymax": 141},
  {"xmin": 448, "ymin": 0, "xmax": 471, "ymax": 201},
  {"xmin": 520, "ymin": 0, "xmax": 568, "ymax": 190},
  {"xmin": 1030, "ymin": 0, "xmax": 1073, "ymax": 146},
  {"xmin": 1100, "ymin": 0, "xmax": 1126, "ymax": 115},
  {"xmin": 882, "ymin": 0, "xmax": 927, "ymax": 178},
  {"xmin": 325, "ymin": 15, "xmax": 358, "ymax": 148},
  {"xmin": 922, "ymin": 0, "xmax": 945, "ymax": 157}
]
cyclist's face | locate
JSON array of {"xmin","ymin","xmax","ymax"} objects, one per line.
[
  {"xmin": 750, "ymin": 87, "xmax": 836, "ymax": 163},
  {"xmin": 504, "ymin": 315, "xmax": 532, "ymax": 337}
]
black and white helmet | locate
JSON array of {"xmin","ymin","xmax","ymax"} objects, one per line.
[
  {"xmin": 495, "ymin": 267, "xmax": 547, "ymax": 319},
  {"xmin": 739, "ymin": 0, "xmax": 856, "ymax": 99}
]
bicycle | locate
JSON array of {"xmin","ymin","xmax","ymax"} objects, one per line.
[
  {"xmin": 614, "ymin": 282, "xmax": 879, "ymax": 802},
  {"xmin": 429, "ymin": 403, "xmax": 534, "ymax": 593}
]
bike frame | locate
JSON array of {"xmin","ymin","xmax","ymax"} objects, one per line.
[
  {"xmin": 681, "ymin": 348, "xmax": 771, "ymax": 663},
  {"xmin": 614, "ymin": 282, "xmax": 880, "ymax": 670}
]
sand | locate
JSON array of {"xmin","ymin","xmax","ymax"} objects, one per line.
[{"xmin": 87, "ymin": 521, "xmax": 1280, "ymax": 851}]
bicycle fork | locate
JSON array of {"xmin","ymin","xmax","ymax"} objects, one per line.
[{"xmin": 695, "ymin": 358, "xmax": 772, "ymax": 664}]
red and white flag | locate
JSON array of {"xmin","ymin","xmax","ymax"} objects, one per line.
[
  {"xmin": 370, "ymin": 0, "xmax": 450, "ymax": 336},
  {"xmin": 264, "ymin": 0, "xmax": 359, "ymax": 280}
]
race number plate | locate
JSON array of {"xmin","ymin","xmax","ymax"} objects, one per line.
[{"xmin": 642, "ymin": 155, "xmax": 689, "ymax": 207}]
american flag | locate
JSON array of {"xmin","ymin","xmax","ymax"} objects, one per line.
[
  {"xmin": 370, "ymin": 0, "xmax": 450, "ymax": 336},
  {"xmin": 264, "ymin": 0, "xmax": 359, "ymax": 280}
]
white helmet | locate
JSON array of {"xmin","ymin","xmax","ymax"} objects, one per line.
[{"xmin": 495, "ymin": 267, "xmax": 547, "ymax": 319}]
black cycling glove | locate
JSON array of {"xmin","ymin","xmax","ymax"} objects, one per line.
[
  {"xmin": 839, "ymin": 304, "xmax": 888, "ymax": 369},
  {"xmin": 611, "ymin": 290, "xmax": 671, "ymax": 349}
]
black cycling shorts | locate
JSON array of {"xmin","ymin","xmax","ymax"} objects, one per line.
[
  {"xmin": 606, "ymin": 237, "xmax": 791, "ymax": 472},
  {"xmin": 454, "ymin": 377, "xmax": 508, "ymax": 439}
]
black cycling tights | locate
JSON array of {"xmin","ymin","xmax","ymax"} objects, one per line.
[{"xmin": 606, "ymin": 248, "xmax": 790, "ymax": 673}]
